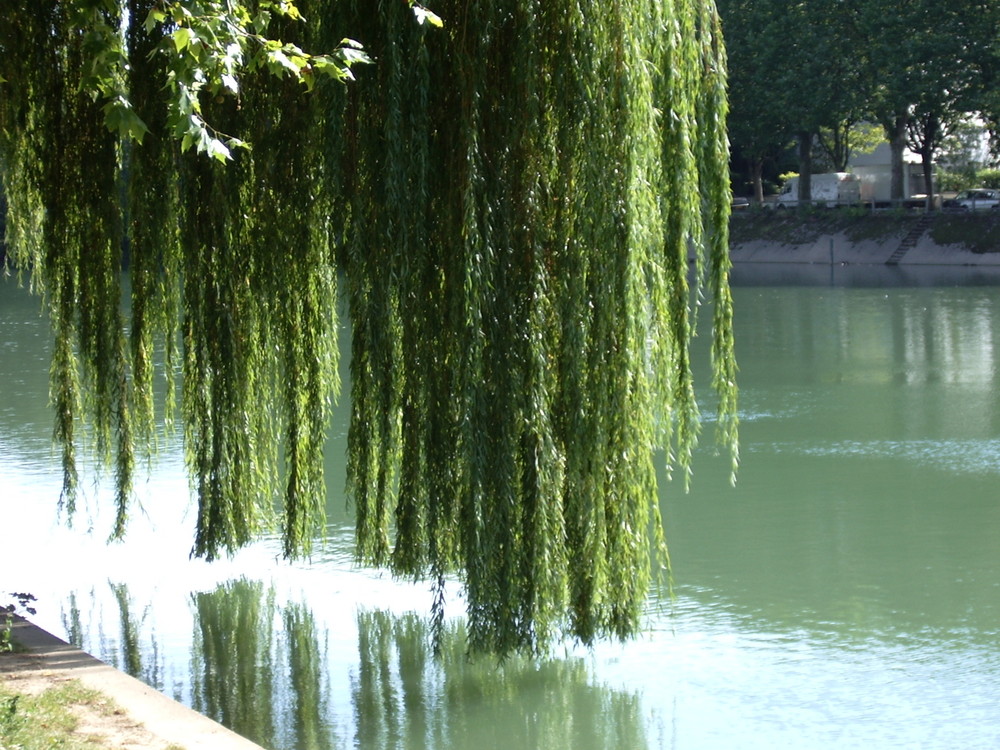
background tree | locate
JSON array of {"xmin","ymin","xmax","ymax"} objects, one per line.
[
  {"xmin": 718, "ymin": 0, "xmax": 791, "ymax": 202},
  {"xmin": 936, "ymin": 117, "xmax": 995, "ymax": 189},
  {"xmin": 858, "ymin": 0, "xmax": 982, "ymax": 204},
  {"xmin": 952, "ymin": 1, "xmax": 1000, "ymax": 160},
  {"xmin": 720, "ymin": 0, "xmax": 869, "ymax": 201},
  {"xmin": 0, "ymin": 0, "xmax": 738, "ymax": 656},
  {"xmin": 816, "ymin": 122, "xmax": 881, "ymax": 172},
  {"xmin": 778, "ymin": 0, "xmax": 868, "ymax": 204},
  {"xmin": 903, "ymin": 3, "xmax": 986, "ymax": 205},
  {"xmin": 722, "ymin": 0, "xmax": 1000, "ymax": 201}
]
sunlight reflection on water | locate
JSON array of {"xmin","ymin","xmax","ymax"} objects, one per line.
[{"xmin": 769, "ymin": 438, "xmax": 1000, "ymax": 475}]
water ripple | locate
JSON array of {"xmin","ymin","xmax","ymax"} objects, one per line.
[{"xmin": 765, "ymin": 438, "xmax": 1000, "ymax": 475}]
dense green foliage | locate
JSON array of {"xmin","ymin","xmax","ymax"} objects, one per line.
[
  {"xmin": 0, "ymin": 0, "xmax": 736, "ymax": 655},
  {"xmin": 937, "ymin": 167, "xmax": 1000, "ymax": 193},
  {"xmin": 721, "ymin": 0, "xmax": 1000, "ymax": 200}
]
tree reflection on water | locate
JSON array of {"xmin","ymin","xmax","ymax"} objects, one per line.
[
  {"xmin": 62, "ymin": 579, "xmax": 651, "ymax": 750},
  {"xmin": 353, "ymin": 610, "xmax": 650, "ymax": 750}
]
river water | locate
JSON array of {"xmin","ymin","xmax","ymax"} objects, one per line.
[{"xmin": 3, "ymin": 266, "xmax": 999, "ymax": 750}]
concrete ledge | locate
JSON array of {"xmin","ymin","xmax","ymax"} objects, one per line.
[
  {"xmin": 2, "ymin": 616, "xmax": 266, "ymax": 750},
  {"xmin": 729, "ymin": 234, "xmax": 1000, "ymax": 266}
]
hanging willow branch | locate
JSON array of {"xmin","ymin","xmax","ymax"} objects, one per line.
[{"xmin": 0, "ymin": 0, "xmax": 737, "ymax": 656}]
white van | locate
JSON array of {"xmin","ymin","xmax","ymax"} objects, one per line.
[{"xmin": 774, "ymin": 172, "xmax": 861, "ymax": 208}]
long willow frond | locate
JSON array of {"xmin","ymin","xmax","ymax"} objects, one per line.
[{"xmin": 0, "ymin": 0, "xmax": 737, "ymax": 656}]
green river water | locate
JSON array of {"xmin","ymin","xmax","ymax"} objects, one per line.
[{"xmin": 2, "ymin": 266, "xmax": 999, "ymax": 749}]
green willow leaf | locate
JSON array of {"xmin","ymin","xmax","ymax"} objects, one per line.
[{"xmin": 0, "ymin": 0, "xmax": 737, "ymax": 657}]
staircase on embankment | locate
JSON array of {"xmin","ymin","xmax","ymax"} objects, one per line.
[{"xmin": 885, "ymin": 213, "xmax": 935, "ymax": 265}]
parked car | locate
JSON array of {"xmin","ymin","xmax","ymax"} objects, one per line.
[{"xmin": 944, "ymin": 189, "xmax": 1000, "ymax": 211}]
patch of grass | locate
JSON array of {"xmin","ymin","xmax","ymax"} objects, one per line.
[
  {"xmin": 730, "ymin": 207, "xmax": 913, "ymax": 246},
  {"xmin": 0, "ymin": 680, "xmax": 116, "ymax": 750},
  {"xmin": 841, "ymin": 211, "xmax": 915, "ymax": 244},
  {"xmin": 930, "ymin": 213, "xmax": 1000, "ymax": 253}
]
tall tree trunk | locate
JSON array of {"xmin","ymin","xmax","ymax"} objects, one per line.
[
  {"xmin": 920, "ymin": 149, "xmax": 936, "ymax": 210},
  {"xmin": 796, "ymin": 131, "xmax": 812, "ymax": 206},
  {"xmin": 915, "ymin": 115, "xmax": 941, "ymax": 210},
  {"xmin": 887, "ymin": 115, "xmax": 907, "ymax": 203},
  {"xmin": 749, "ymin": 156, "xmax": 765, "ymax": 204}
]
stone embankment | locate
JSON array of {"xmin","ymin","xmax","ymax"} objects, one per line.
[{"xmin": 727, "ymin": 210, "xmax": 1000, "ymax": 266}]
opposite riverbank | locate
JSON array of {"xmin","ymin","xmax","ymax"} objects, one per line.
[{"xmin": 728, "ymin": 210, "xmax": 1000, "ymax": 265}]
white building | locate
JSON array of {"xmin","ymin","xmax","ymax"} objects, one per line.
[{"xmin": 848, "ymin": 143, "xmax": 929, "ymax": 203}]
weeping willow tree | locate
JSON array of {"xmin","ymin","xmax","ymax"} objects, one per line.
[{"xmin": 0, "ymin": 0, "xmax": 737, "ymax": 655}]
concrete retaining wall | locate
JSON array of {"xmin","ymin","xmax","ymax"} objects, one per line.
[{"xmin": 729, "ymin": 231, "xmax": 1000, "ymax": 266}]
